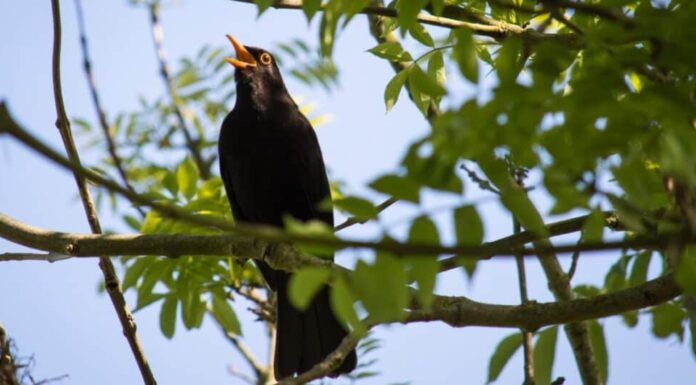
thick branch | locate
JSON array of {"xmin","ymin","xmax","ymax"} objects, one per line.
[
  {"xmin": 49, "ymin": 2, "xmax": 156, "ymax": 384},
  {"xmin": 407, "ymin": 274, "xmax": 680, "ymax": 330},
  {"xmin": 0, "ymin": 212, "xmax": 681, "ymax": 330}
]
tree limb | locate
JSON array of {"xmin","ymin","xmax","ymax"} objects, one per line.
[
  {"xmin": 0, "ymin": 212, "xmax": 681, "ymax": 330},
  {"xmin": 49, "ymin": 2, "xmax": 156, "ymax": 384},
  {"xmin": 230, "ymin": 0, "xmax": 583, "ymax": 48}
]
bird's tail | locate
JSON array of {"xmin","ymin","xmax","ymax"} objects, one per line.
[{"xmin": 274, "ymin": 271, "xmax": 357, "ymax": 379}]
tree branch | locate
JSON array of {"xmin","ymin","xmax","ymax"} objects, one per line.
[
  {"xmin": 0, "ymin": 212, "xmax": 681, "ymax": 330},
  {"xmin": 49, "ymin": 2, "xmax": 156, "ymax": 384},
  {"xmin": 334, "ymin": 197, "xmax": 398, "ymax": 232},
  {"xmin": 73, "ymin": 0, "xmax": 145, "ymax": 217},
  {"xmin": 211, "ymin": 311, "xmax": 270, "ymax": 382},
  {"xmin": 230, "ymin": 0, "xmax": 583, "ymax": 48},
  {"xmin": 147, "ymin": 2, "xmax": 210, "ymax": 179},
  {"xmin": 406, "ymin": 273, "xmax": 680, "ymax": 330},
  {"xmin": 534, "ymin": 239, "xmax": 600, "ymax": 385},
  {"xmin": 0, "ymin": 252, "xmax": 71, "ymax": 263}
]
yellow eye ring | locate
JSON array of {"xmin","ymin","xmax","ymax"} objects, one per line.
[{"xmin": 259, "ymin": 53, "xmax": 272, "ymax": 65}]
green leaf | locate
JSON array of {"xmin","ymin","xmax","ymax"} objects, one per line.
[
  {"xmin": 160, "ymin": 295, "xmax": 178, "ymax": 339},
  {"xmin": 353, "ymin": 254, "xmax": 408, "ymax": 322},
  {"xmin": 629, "ymin": 251, "xmax": 652, "ymax": 287},
  {"xmin": 175, "ymin": 67, "xmax": 199, "ymax": 89},
  {"xmin": 123, "ymin": 215, "xmax": 141, "ymax": 231},
  {"xmin": 211, "ymin": 290, "xmax": 242, "ymax": 336},
  {"xmin": 384, "ymin": 70, "xmax": 409, "ymax": 111},
  {"xmin": 162, "ymin": 171, "xmax": 178, "ymax": 197},
  {"xmin": 453, "ymin": 205, "xmax": 483, "ymax": 277},
  {"xmin": 453, "ymin": 205, "xmax": 484, "ymax": 245},
  {"xmin": 533, "ymin": 326, "xmax": 559, "ymax": 385},
  {"xmin": 676, "ymin": 245, "xmax": 696, "ymax": 295},
  {"xmin": 368, "ymin": 42, "xmax": 413, "ymax": 62},
  {"xmin": 427, "ymin": 51, "xmax": 446, "ymax": 102},
  {"xmin": 453, "ymin": 28, "xmax": 478, "ymax": 83},
  {"xmin": 652, "ymin": 303, "xmax": 685, "ymax": 339},
  {"xmin": 407, "ymin": 216, "xmax": 440, "ymax": 309},
  {"xmin": 284, "ymin": 217, "xmax": 338, "ymax": 256},
  {"xmin": 137, "ymin": 260, "xmax": 169, "ymax": 308},
  {"xmin": 582, "ymin": 210, "xmax": 606, "ymax": 243},
  {"xmin": 71, "ymin": 117, "xmax": 92, "ymax": 133},
  {"xmin": 177, "ymin": 156, "xmax": 199, "ymax": 200},
  {"xmin": 395, "ymin": 0, "xmax": 429, "ymax": 31},
  {"xmin": 487, "ymin": 332, "xmax": 522, "ymax": 383},
  {"xmin": 370, "ymin": 174, "xmax": 420, "ymax": 203},
  {"xmin": 302, "ymin": 0, "xmax": 322, "ymax": 21},
  {"xmin": 253, "ymin": 0, "xmax": 274, "ymax": 14},
  {"xmin": 122, "ymin": 256, "xmax": 154, "ymax": 291},
  {"xmin": 330, "ymin": 276, "xmax": 364, "ymax": 334},
  {"xmin": 409, "ymin": 23, "xmax": 434, "ymax": 47},
  {"xmin": 495, "ymin": 38, "xmax": 523, "ymax": 84},
  {"xmin": 408, "ymin": 65, "xmax": 446, "ymax": 98},
  {"xmin": 429, "ymin": 0, "xmax": 444, "ymax": 15},
  {"xmin": 319, "ymin": 2, "xmax": 339, "ymax": 56},
  {"xmin": 334, "ymin": 196, "xmax": 379, "ymax": 221},
  {"xmin": 589, "ymin": 321, "xmax": 609, "ymax": 384},
  {"xmin": 289, "ymin": 267, "xmax": 330, "ymax": 310}
]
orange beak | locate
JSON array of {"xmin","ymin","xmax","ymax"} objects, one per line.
[{"xmin": 224, "ymin": 35, "xmax": 257, "ymax": 69}]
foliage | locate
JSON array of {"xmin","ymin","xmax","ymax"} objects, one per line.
[{"xmin": 18, "ymin": 0, "xmax": 696, "ymax": 384}]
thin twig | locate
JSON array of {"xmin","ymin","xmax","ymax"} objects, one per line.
[
  {"xmin": 48, "ymin": 1, "xmax": 156, "ymax": 384},
  {"xmin": 461, "ymin": 163, "xmax": 500, "ymax": 195},
  {"xmin": 334, "ymin": 197, "xmax": 398, "ymax": 231},
  {"xmin": 147, "ymin": 2, "xmax": 210, "ymax": 179},
  {"xmin": 0, "ymin": 252, "xmax": 71, "ymax": 262},
  {"xmin": 211, "ymin": 310, "xmax": 270, "ymax": 381},
  {"xmin": 73, "ymin": 0, "xmax": 145, "ymax": 217},
  {"xmin": 514, "ymin": 218, "xmax": 534, "ymax": 385},
  {"xmin": 510, "ymin": 168, "xmax": 534, "ymax": 385}
]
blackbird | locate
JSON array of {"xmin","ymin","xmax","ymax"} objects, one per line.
[{"xmin": 218, "ymin": 35, "xmax": 357, "ymax": 379}]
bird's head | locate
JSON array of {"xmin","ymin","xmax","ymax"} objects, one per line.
[{"xmin": 224, "ymin": 35, "xmax": 284, "ymax": 90}]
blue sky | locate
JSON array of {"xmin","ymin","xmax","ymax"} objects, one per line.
[{"xmin": 0, "ymin": 1, "xmax": 693, "ymax": 384}]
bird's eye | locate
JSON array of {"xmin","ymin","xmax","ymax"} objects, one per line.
[{"xmin": 259, "ymin": 53, "xmax": 272, "ymax": 65}]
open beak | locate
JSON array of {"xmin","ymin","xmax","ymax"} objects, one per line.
[{"xmin": 224, "ymin": 35, "xmax": 257, "ymax": 69}]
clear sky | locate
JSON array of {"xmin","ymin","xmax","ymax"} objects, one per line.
[{"xmin": 0, "ymin": 1, "xmax": 693, "ymax": 385}]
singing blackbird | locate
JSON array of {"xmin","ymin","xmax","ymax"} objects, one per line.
[{"xmin": 218, "ymin": 35, "xmax": 357, "ymax": 379}]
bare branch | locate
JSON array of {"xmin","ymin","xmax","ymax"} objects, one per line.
[
  {"xmin": 147, "ymin": 2, "xmax": 210, "ymax": 179},
  {"xmin": 334, "ymin": 197, "xmax": 398, "ymax": 232},
  {"xmin": 0, "ymin": 252, "xmax": 71, "ymax": 263},
  {"xmin": 73, "ymin": 0, "xmax": 145, "ymax": 217},
  {"xmin": 211, "ymin": 309, "xmax": 270, "ymax": 381},
  {"xmin": 49, "ymin": 1, "xmax": 156, "ymax": 384}
]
